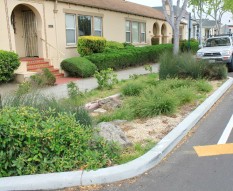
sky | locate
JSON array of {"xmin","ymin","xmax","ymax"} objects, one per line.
[{"xmin": 126, "ymin": 0, "xmax": 233, "ymax": 25}]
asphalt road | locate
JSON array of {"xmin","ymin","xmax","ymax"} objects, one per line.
[{"xmin": 97, "ymin": 74, "xmax": 233, "ymax": 191}]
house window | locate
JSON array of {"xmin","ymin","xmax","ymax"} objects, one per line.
[
  {"xmin": 78, "ymin": 15, "xmax": 102, "ymax": 37},
  {"xmin": 126, "ymin": 21, "xmax": 131, "ymax": 43},
  {"xmin": 126, "ymin": 21, "xmax": 146, "ymax": 43},
  {"xmin": 65, "ymin": 14, "xmax": 76, "ymax": 45},
  {"xmin": 78, "ymin": 15, "xmax": 92, "ymax": 36},
  {"xmin": 141, "ymin": 23, "xmax": 146, "ymax": 42},
  {"xmin": 94, "ymin": 17, "xmax": 102, "ymax": 36},
  {"xmin": 132, "ymin": 22, "xmax": 139, "ymax": 43}
]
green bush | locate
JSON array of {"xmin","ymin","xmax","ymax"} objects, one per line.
[
  {"xmin": 122, "ymin": 42, "xmax": 134, "ymax": 47},
  {"xmin": 61, "ymin": 57, "xmax": 97, "ymax": 78},
  {"xmin": 121, "ymin": 82, "xmax": 143, "ymax": 96},
  {"xmin": 2, "ymin": 92, "xmax": 92, "ymax": 127},
  {"xmin": 78, "ymin": 36, "xmax": 106, "ymax": 56},
  {"xmin": 0, "ymin": 50, "xmax": 20, "ymax": 83},
  {"xmin": 105, "ymin": 41, "xmax": 124, "ymax": 50},
  {"xmin": 130, "ymin": 89, "xmax": 178, "ymax": 118},
  {"xmin": 151, "ymin": 36, "xmax": 160, "ymax": 45},
  {"xmin": 204, "ymin": 63, "xmax": 228, "ymax": 80},
  {"xmin": 0, "ymin": 106, "xmax": 119, "ymax": 177},
  {"xmin": 94, "ymin": 68, "xmax": 118, "ymax": 89},
  {"xmin": 195, "ymin": 80, "xmax": 213, "ymax": 92},
  {"xmin": 180, "ymin": 39, "xmax": 199, "ymax": 53},
  {"xmin": 86, "ymin": 44, "xmax": 173, "ymax": 71},
  {"xmin": 159, "ymin": 52, "xmax": 227, "ymax": 80}
]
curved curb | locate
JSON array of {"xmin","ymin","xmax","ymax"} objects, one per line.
[{"xmin": 1, "ymin": 78, "xmax": 233, "ymax": 191}]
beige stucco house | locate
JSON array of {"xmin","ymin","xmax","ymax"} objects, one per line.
[{"xmin": 0, "ymin": 0, "xmax": 173, "ymax": 78}]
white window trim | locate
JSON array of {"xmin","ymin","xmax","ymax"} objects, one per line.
[
  {"xmin": 94, "ymin": 16, "xmax": 103, "ymax": 36},
  {"xmin": 126, "ymin": 20, "xmax": 146, "ymax": 44},
  {"xmin": 65, "ymin": 14, "xmax": 77, "ymax": 46}
]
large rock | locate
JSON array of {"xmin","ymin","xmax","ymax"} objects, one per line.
[{"xmin": 96, "ymin": 122, "xmax": 132, "ymax": 147}]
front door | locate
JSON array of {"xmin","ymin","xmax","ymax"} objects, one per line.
[{"xmin": 22, "ymin": 11, "xmax": 38, "ymax": 57}]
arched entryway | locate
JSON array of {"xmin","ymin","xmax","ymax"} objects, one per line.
[
  {"xmin": 153, "ymin": 22, "xmax": 160, "ymax": 36},
  {"xmin": 152, "ymin": 22, "xmax": 160, "ymax": 45},
  {"xmin": 161, "ymin": 24, "xmax": 167, "ymax": 44},
  {"xmin": 11, "ymin": 4, "xmax": 42, "ymax": 58}
]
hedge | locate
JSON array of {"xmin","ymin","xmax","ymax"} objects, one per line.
[
  {"xmin": 86, "ymin": 44, "xmax": 173, "ymax": 71},
  {"xmin": 78, "ymin": 36, "xmax": 106, "ymax": 56},
  {"xmin": 0, "ymin": 50, "xmax": 20, "ymax": 83},
  {"xmin": 61, "ymin": 57, "xmax": 97, "ymax": 78}
]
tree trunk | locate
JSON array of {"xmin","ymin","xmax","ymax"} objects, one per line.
[{"xmin": 173, "ymin": 27, "xmax": 180, "ymax": 55}]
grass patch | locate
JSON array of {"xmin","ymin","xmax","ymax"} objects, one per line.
[{"xmin": 118, "ymin": 140, "xmax": 156, "ymax": 164}]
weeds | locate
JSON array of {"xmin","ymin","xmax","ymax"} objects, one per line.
[{"xmin": 94, "ymin": 68, "xmax": 118, "ymax": 89}]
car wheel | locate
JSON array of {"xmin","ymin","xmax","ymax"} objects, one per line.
[{"xmin": 228, "ymin": 56, "xmax": 233, "ymax": 72}]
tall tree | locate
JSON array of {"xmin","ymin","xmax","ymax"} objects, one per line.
[
  {"xmin": 204, "ymin": 0, "xmax": 226, "ymax": 34},
  {"xmin": 189, "ymin": 0, "xmax": 208, "ymax": 46},
  {"xmin": 161, "ymin": 0, "xmax": 189, "ymax": 54},
  {"xmin": 223, "ymin": 0, "xmax": 233, "ymax": 14}
]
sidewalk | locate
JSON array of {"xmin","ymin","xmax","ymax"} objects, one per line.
[{"xmin": 0, "ymin": 64, "xmax": 159, "ymax": 99}]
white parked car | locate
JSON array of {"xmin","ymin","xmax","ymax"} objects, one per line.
[{"xmin": 196, "ymin": 35, "xmax": 233, "ymax": 71}]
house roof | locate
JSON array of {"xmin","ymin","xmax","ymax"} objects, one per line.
[
  {"xmin": 198, "ymin": 19, "xmax": 217, "ymax": 28},
  {"xmin": 153, "ymin": 6, "xmax": 190, "ymax": 20},
  {"xmin": 55, "ymin": 0, "xmax": 165, "ymax": 20}
]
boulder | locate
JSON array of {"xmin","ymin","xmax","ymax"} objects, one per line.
[{"xmin": 96, "ymin": 122, "xmax": 132, "ymax": 147}]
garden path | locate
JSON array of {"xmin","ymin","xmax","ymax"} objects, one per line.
[{"xmin": 0, "ymin": 63, "xmax": 159, "ymax": 99}]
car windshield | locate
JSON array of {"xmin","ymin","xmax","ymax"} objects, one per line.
[{"xmin": 206, "ymin": 37, "xmax": 231, "ymax": 47}]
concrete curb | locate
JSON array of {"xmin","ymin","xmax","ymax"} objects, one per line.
[{"xmin": 1, "ymin": 78, "xmax": 233, "ymax": 191}]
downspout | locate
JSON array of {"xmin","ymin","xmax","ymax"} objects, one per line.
[
  {"xmin": 43, "ymin": 2, "xmax": 48, "ymax": 58},
  {"xmin": 53, "ymin": 0, "xmax": 59, "ymax": 67},
  {"xmin": 4, "ymin": 0, "xmax": 12, "ymax": 51}
]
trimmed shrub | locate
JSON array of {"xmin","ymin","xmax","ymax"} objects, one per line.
[
  {"xmin": 105, "ymin": 41, "xmax": 124, "ymax": 50},
  {"xmin": 151, "ymin": 36, "xmax": 160, "ymax": 45},
  {"xmin": 0, "ymin": 50, "xmax": 20, "ymax": 83},
  {"xmin": 78, "ymin": 36, "xmax": 106, "ymax": 56},
  {"xmin": 30, "ymin": 68, "xmax": 56, "ymax": 87},
  {"xmin": 0, "ymin": 106, "xmax": 119, "ymax": 177},
  {"xmin": 61, "ymin": 57, "xmax": 97, "ymax": 78},
  {"xmin": 122, "ymin": 42, "xmax": 134, "ymax": 47},
  {"xmin": 86, "ymin": 44, "xmax": 173, "ymax": 71}
]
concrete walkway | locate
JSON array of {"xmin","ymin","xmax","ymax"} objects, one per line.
[{"xmin": 0, "ymin": 64, "xmax": 159, "ymax": 99}]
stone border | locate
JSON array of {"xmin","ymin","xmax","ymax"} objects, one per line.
[{"xmin": 1, "ymin": 78, "xmax": 233, "ymax": 191}]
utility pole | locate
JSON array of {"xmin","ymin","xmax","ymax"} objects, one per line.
[{"xmin": 188, "ymin": 13, "xmax": 192, "ymax": 51}]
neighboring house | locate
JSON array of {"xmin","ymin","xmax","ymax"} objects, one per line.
[
  {"xmin": 0, "ymin": 0, "xmax": 173, "ymax": 76},
  {"xmin": 196, "ymin": 19, "xmax": 220, "ymax": 41}
]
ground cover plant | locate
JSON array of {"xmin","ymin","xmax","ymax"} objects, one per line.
[
  {"xmin": 0, "ymin": 90, "xmax": 120, "ymax": 177},
  {"xmin": 97, "ymin": 75, "xmax": 214, "ymax": 122}
]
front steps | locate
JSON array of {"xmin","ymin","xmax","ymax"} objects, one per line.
[{"xmin": 21, "ymin": 57, "xmax": 64, "ymax": 78}]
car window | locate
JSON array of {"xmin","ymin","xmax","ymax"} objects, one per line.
[{"xmin": 206, "ymin": 37, "xmax": 230, "ymax": 47}]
